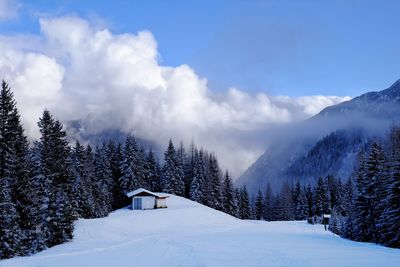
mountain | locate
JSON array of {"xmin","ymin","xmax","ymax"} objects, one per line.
[
  {"xmin": 237, "ymin": 80, "xmax": 400, "ymax": 194},
  {"xmin": 2, "ymin": 195, "xmax": 399, "ymax": 267},
  {"xmin": 317, "ymin": 79, "xmax": 400, "ymax": 120}
]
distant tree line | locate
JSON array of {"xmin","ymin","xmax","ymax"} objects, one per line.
[{"xmin": 247, "ymin": 175, "xmax": 352, "ymax": 222}]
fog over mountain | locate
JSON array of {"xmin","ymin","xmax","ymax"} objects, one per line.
[
  {"xmin": 237, "ymin": 79, "xmax": 400, "ymax": 193},
  {"xmin": 0, "ymin": 15, "xmax": 350, "ymax": 176}
]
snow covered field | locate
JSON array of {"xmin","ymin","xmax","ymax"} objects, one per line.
[{"xmin": 2, "ymin": 195, "xmax": 400, "ymax": 267}]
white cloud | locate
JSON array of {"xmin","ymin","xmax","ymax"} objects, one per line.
[
  {"xmin": 0, "ymin": 0, "xmax": 19, "ymax": 20},
  {"xmin": 0, "ymin": 15, "xmax": 350, "ymax": 177}
]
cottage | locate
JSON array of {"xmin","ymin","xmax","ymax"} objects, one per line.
[{"xmin": 126, "ymin": 188, "xmax": 168, "ymax": 210}]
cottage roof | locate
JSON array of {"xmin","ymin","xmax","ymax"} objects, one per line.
[{"xmin": 126, "ymin": 188, "xmax": 168, "ymax": 198}]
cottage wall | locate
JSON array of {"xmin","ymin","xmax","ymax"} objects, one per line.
[
  {"xmin": 156, "ymin": 198, "xmax": 167, "ymax": 208},
  {"xmin": 133, "ymin": 196, "xmax": 156, "ymax": 210}
]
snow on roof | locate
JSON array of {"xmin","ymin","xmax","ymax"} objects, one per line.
[{"xmin": 126, "ymin": 188, "xmax": 168, "ymax": 198}]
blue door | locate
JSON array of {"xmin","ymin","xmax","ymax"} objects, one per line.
[{"xmin": 134, "ymin": 198, "xmax": 142, "ymax": 210}]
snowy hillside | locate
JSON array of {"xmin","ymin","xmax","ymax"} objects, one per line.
[{"xmin": 2, "ymin": 195, "xmax": 399, "ymax": 267}]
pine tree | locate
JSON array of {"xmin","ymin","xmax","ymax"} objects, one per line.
[
  {"xmin": 146, "ymin": 149, "xmax": 161, "ymax": 192},
  {"xmin": 183, "ymin": 141, "xmax": 196, "ymax": 198},
  {"xmin": 119, "ymin": 136, "xmax": 139, "ymax": 194},
  {"xmin": 314, "ymin": 177, "xmax": 327, "ymax": 216},
  {"xmin": 250, "ymin": 194, "xmax": 256, "ymax": 220},
  {"xmin": 190, "ymin": 149, "xmax": 205, "ymax": 203},
  {"xmin": 37, "ymin": 110, "xmax": 75, "ymax": 247},
  {"xmin": 280, "ymin": 182, "xmax": 294, "ymax": 220},
  {"xmin": 381, "ymin": 161, "xmax": 400, "ymax": 247},
  {"xmin": 271, "ymin": 194, "xmax": 283, "ymax": 221},
  {"xmin": 0, "ymin": 81, "xmax": 24, "ymax": 258},
  {"xmin": 293, "ymin": 182, "xmax": 308, "ymax": 220},
  {"xmin": 234, "ymin": 188, "xmax": 241, "ymax": 218},
  {"xmin": 306, "ymin": 185, "xmax": 314, "ymax": 217},
  {"xmin": 161, "ymin": 140, "xmax": 184, "ymax": 196},
  {"xmin": 327, "ymin": 175, "xmax": 339, "ymax": 210},
  {"xmin": 8, "ymin": 98, "xmax": 30, "ymax": 244},
  {"xmin": 108, "ymin": 142, "xmax": 125, "ymax": 209},
  {"xmin": 22, "ymin": 144, "xmax": 50, "ymax": 254},
  {"xmin": 238, "ymin": 186, "xmax": 251, "ymax": 219},
  {"xmin": 329, "ymin": 206, "xmax": 344, "ymax": 235},
  {"xmin": 358, "ymin": 142, "xmax": 385, "ymax": 243},
  {"xmin": 292, "ymin": 181, "xmax": 300, "ymax": 218},
  {"xmin": 136, "ymin": 146, "xmax": 147, "ymax": 188},
  {"xmin": 263, "ymin": 183, "xmax": 273, "ymax": 221},
  {"xmin": 0, "ymin": 171, "xmax": 23, "ymax": 259},
  {"xmin": 221, "ymin": 171, "xmax": 236, "ymax": 216},
  {"xmin": 335, "ymin": 179, "xmax": 346, "ymax": 216},
  {"xmin": 70, "ymin": 141, "xmax": 95, "ymax": 218},
  {"xmin": 354, "ymin": 151, "xmax": 369, "ymax": 241},
  {"xmin": 200, "ymin": 150, "xmax": 211, "ymax": 205},
  {"xmin": 83, "ymin": 145, "xmax": 95, "ymax": 217},
  {"xmin": 342, "ymin": 178, "xmax": 356, "ymax": 239},
  {"xmin": 343, "ymin": 202, "xmax": 357, "ymax": 240},
  {"xmin": 254, "ymin": 189, "xmax": 263, "ymax": 220},
  {"xmin": 323, "ymin": 177, "xmax": 331, "ymax": 215},
  {"xmin": 378, "ymin": 126, "xmax": 400, "ymax": 247},
  {"xmin": 207, "ymin": 154, "xmax": 222, "ymax": 210},
  {"xmin": 176, "ymin": 141, "xmax": 186, "ymax": 194},
  {"xmin": 93, "ymin": 144, "xmax": 114, "ymax": 217}
]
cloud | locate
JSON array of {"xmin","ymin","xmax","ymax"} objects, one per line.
[
  {"xmin": 272, "ymin": 95, "xmax": 351, "ymax": 120},
  {"xmin": 0, "ymin": 0, "xmax": 19, "ymax": 20},
  {"xmin": 0, "ymin": 15, "xmax": 350, "ymax": 177}
]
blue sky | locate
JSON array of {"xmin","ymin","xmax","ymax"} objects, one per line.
[{"xmin": 2, "ymin": 0, "xmax": 400, "ymax": 97}]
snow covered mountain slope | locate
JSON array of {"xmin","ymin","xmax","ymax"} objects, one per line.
[
  {"xmin": 2, "ymin": 195, "xmax": 399, "ymax": 267},
  {"xmin": 237, "ymin": 80, "xmax": 400, "ymax": 193},
  {"xmin": 317, "ymin": 79, "xmax": 400, "ymax": 120}
]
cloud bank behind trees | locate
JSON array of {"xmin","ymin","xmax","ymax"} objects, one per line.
[{"xmin": 0, "ymin": 15, "xmax": 351, "ymax": 177}]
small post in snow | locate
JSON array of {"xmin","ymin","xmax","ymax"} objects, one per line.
[{"xmin": 322, "ymin": 214, "xmax": 331, "ymax": 231}]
